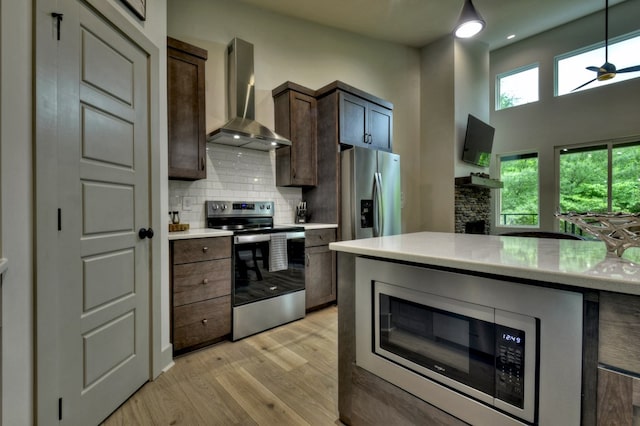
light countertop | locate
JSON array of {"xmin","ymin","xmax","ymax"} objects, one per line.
[
  {"xmin": 168, "ymin": 228, "xmax": 233, "ymax": 240},
  {"xmin": 329, "ymin": 231, "xmax": 640, "ymax": 295}
]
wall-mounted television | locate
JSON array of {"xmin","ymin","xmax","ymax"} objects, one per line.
[{"xmin": 462, "ymin": 114, "xmax": 495, "ymax": 168}]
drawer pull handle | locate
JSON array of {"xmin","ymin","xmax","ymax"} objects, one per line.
[
  {"xmin": 202, "ymin": 278, "xmax": 209, "ymax": 285},
  {"xmin": 201, "ymin": 319, "xmax": 208, "ymax": 325},
  {"xmin": 202, "ymin": 246, "xmax": 209, "ymax": 253}
]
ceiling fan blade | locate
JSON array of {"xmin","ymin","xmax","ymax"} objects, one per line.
[
  {"xmin": 586, "ymin": 66, "xmax": 601, "ymax": 72},
  {"xmin": 616, "ymin": 65, "xmax": 640, "ymax": 73},
  {"xmin": 571, "ymin": 78, "xmax": 598, "ymax": 92}
]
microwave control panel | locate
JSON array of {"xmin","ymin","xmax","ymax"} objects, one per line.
[{"xmin": 495, "ymin": 324, "xmax": 526, "ymax": 409}]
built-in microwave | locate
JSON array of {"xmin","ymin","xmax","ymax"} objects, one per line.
[
  {"xmin": 375, "ymin": 282, "xmax": 538, "ymax": 422},
  {"xmin": 355, "ymin": 258, "xmax": 584, "ymax": 426}
]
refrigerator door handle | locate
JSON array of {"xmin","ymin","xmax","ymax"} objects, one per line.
[{"xmin": 373, "ymin": 172, "xmax": 383, "ymax": 237}]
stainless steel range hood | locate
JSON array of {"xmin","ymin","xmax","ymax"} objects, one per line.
[{"xmin": 207, "ymin": 38, "xmax": 291, "ymax": 150}]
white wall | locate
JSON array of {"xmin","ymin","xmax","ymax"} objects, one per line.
[
  {"xmin": 1, "ymin": 0, "xmax": 32, "ymax": 423},
  {"xmin": 167, "ymin": 0, "xmax": 423, "ymax": 232},
  {"xmin": 420, "ymin": 37, "xmax": 489, "ymax": 232},
  {"xmin": 1, "ymin": 0, "xmax": 167, "ymax": 423},
  {"xmin": 490, "ymin": 0, "xmax": 640, "ymax": 233}
]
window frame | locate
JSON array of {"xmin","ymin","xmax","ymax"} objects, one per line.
[
  {"xmin": 554, "ymin": 29, "xmax": 640, "ymax": 96},
  {"xmin": 495, "ymin": 63, "xmax": 540, "ymax": 111},
  {"xmin": 495, "ymin": 151, "xmax": 540, "ymax": 229},
  {"xmin": 554, "ymin": 136, "xmax": 640, "ymax": 224}
]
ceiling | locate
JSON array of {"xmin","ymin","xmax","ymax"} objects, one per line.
[{"xmin": 234, "ymin": 0, "xmax": 628, "ymax": 50}]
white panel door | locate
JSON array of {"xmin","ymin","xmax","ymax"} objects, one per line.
[{"xmin": 55, "ymin": 1, "xmax": 151, "ymax": 424}]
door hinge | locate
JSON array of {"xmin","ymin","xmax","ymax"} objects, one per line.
[
  {"xmin": 58, "ymin": 397, "xmax": 63, "ymax": 420},
  {"xmin": 51, "ymin": 13, "xmax": 64, "ymax": 41},
  {"xmin": 58, "ymin": 208, "xmax": 62, "ymax": 231}
]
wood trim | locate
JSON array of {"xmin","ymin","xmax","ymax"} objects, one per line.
[
  {"xmin": 167, "ymin": 36, "xmax": 207, "ymax": 60},
  {"xmin": 272, "ymin": 81, "xmax": 316, "ymax": 98},
  {"xmin": 337, "ymin": 252, "xmax": 356, "ymax": 424},
  {"xmin": 315, "ymin": 80, "xmax": 393, "ymax": 110},
  {"xmin": 583, "ymin": 291, "xmax": 600, "ymax": 426}
]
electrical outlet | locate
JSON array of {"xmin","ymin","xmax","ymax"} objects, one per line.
[{"xmin": 182, "ymin": 196, "xmax": 194, "ymax": 211}]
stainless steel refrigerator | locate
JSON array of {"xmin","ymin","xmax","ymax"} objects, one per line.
[{"xmin": 341, "ymin": 146, "xmax": 401, "ymax": 240}]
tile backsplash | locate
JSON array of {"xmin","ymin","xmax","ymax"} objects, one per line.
[{"xmin": 168, "ymin": 144, "xmax": 302, "ymax": 227}]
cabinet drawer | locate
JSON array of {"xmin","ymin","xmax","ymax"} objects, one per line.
[
  {"xmin": 173, "ymin": 237, "xmax": 231, "ymax": 264},
  {"xmin": 173, "ymin": 295, "xmax": 231, "ymax": 351},
  {"xmin": 305, "ymin": 228, "xmax": 336, "ymax": 247},
  {"xmin": 173, "ymin": 258, "xmax": 231, "ymax": 306}
]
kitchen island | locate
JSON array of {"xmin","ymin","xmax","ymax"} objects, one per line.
[{"xmin": 330, "ymin": 232, "xmax": 640, "ymax": 426}]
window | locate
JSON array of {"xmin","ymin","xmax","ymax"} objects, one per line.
[
  {"xmin": 496, "ymin": 64, "xmax": 539, "ymax": 110},
  {"xmin": 498, "ymin": 153, "xmax": 539, "ymax": 226},
  {"xmin": 556, "ymin": 31, "xmax": 640, "ymax": 96},
  {"xmin": 558, "ymin": 140, "xmax": 640, "ymax": 233}
]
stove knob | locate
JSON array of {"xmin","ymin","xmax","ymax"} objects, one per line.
[
  {"xmin": 259, "ymin": 204, "xmax": 264, "ymax": 210},
  {"xmin": 221, "ymin": 204, "xmax": 227, "ymax": 211},
  {"xmin": 266, "ymin": 204, "xmax": 271, "ymax": 210},
  {"xmin": 211, "ymin": 204, "xmax": 218, "ymax": 211}
]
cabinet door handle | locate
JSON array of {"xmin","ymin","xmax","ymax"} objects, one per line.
[
  {"xmin": 202, "ymin": 278, "xmax": 209, "ymax": 285},
  {"xmin": 368, "ymin": 134, "xmax": 373, "ymax": 144},
  {"xmin": 306, "ymin": 254, "xmax": 310, "ymax": 267},
  {"xmin": 201, "ymin": 157, "xmax": 205, "ymax": 170},
  {"xmin": 202, "ymin": 246, "xmax": 209, "ymax": 253},
  {"xmin": 201, "ymin": 319, "xmax": 208, "ymax": 325}
]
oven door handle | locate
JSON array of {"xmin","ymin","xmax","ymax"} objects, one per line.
[{"xmin": 234, "ymin": 234, "xmax": 271, "ymax": 245}]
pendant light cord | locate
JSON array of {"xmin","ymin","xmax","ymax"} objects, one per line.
[{"xmin": 605, "ymin": 0, "xmax": 609, "ymax": 62}]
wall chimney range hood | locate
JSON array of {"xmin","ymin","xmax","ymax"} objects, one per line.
[{"xmin": 207, "ymin": 38, "xmax": 291, "ymax": 151}]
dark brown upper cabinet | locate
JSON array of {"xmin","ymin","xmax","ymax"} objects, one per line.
[
  {"xmin": 167, "ymin": 37, "xmax": 208, "ymax": 180},
  {"xmin": 273, "ymin": 82, "xmax": 318, "ymax": 187},
  {"xmin": 329, "ymin": 84, "xmax": 393, "ymax": 152}
]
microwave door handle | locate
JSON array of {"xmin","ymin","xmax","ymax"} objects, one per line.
[{"xmin": 373, "ymin": 172, "xmax": 383, "ymax": 237}]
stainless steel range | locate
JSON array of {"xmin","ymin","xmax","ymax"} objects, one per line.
[{"xmin": 206, "ymin": 201, "xmax": 306, "ymax": 340}]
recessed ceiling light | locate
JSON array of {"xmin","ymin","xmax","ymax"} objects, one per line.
[
  {"xmin": 233, "ymin": 135, "xmax": 241, "ymax": 140},
  {"xmin": 507, "ymin": 34, "xmax": 516, "ymax": 40}
]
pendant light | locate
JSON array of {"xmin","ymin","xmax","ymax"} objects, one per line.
[{"xmin": 454, "ymin": 0, "xmax": 485, "ymax": 38}]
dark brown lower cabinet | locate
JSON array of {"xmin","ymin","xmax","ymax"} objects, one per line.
[
  {"xmin": 597, "ymin": 292, "xmax": 640, "ymax": 425},
  {"xmin": 597, "ymin": 367, "xmax": 640, "ymax": 426},
  {"xmin": 171, "ymin": 237, "xmax": 232, "ymax": 354},
  {"xmin": 305, "ymin": 228, "xmax": 336, "ymax": 310}
]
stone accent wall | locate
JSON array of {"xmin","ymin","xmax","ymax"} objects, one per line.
[{"xmin": 455, "ymin": 185, "xmax": 492, "ymax": 234}]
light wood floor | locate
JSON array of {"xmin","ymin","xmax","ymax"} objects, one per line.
[{"xmin": 101, "ymin": 306, "xmax": 340, "ymax": 425}]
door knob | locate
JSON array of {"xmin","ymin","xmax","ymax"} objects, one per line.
[{"xmin": 138, "ymin": 228, "xmax": 154, "ymax": 239}]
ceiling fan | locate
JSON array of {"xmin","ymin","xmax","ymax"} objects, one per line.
[{"xmin": 572, "ymin": 0, "xmax": 640, "ymax": 91}]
